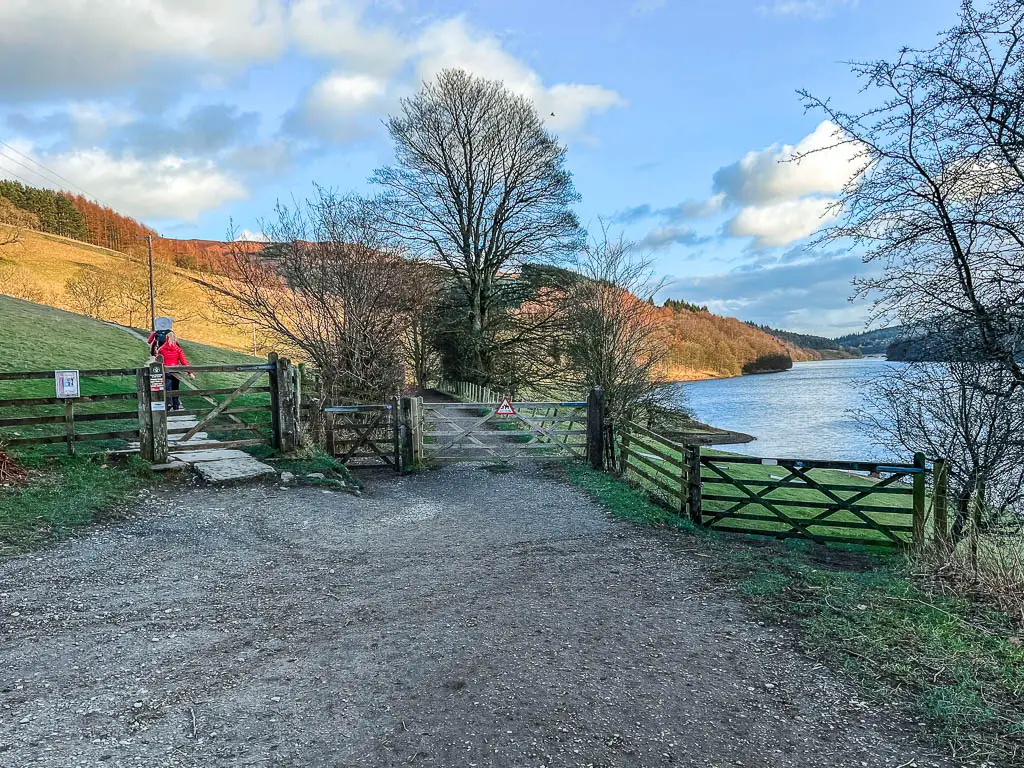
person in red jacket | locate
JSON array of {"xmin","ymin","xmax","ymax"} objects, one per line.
[{"xmin": 156, "ymin": 332, "xmax": 194, "ymax": 411}]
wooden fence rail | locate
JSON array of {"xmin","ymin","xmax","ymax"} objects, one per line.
[
  {"xmin": 0, "ymin": 355, "xmax": 298, "ymax": 459},
  {"xmin": 615, "ymin": 421, "xmax": 943, "ymax": 550}
]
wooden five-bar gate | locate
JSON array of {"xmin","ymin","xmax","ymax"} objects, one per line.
[
  {"xmin": 616, "ymin": 419, "xmax": 946, "ymax": 550},
  {"xmin": 0, "ymin": 353, "xmax": 300, "ymax": 460},
  {"xmin": 324, "ymin": 390, "xmax": 605, "ymax": 471}
]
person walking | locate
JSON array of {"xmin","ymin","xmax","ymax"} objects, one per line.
[{"xmin": 156, "ymin": 331, "xmax": 194, "ymax": 411}]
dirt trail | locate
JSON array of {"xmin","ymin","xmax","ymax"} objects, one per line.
[{"xmin": 0, "ymin": 464, "xmax": 955, "ymax": 767}]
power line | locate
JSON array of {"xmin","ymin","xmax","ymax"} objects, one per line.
[
  {"xmin": 0, "ymin": 140, "xmax": 102, "ymax": 202},
  {"xmin": 0, "ymin": 158, "xmax": 48, "ymax": 189},
  {"xmin": 0, "ymin": 149, "xmax": 71, "ymax": 190}
]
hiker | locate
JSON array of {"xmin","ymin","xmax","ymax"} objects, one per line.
[
  {"xmin": 147, "ymin": 327, "xmax": 172, "ymax": 358},
  {"xmin": 156, "ymin": 331, "xmax": 194, "ymax": 411}
]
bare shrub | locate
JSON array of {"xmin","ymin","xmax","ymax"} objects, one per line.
[
  {"xmin": 560, "ymin": 227, "xmax": 667, "ymax": 421},
  {"xmin": 64, "ymin": 267, "xmax": 114, "ymax": 319},
  {"xmin": 211, "ymin": 189, "xmax": 423, "ymax": 403}
]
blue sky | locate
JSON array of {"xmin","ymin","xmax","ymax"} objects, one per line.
[{"xmin": 0, "ymin": 0, "xmax": 962, "ymax": 335}]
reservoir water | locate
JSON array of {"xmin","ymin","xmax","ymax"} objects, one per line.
[{"xmin": 662, "ymin": 357, "xmax": 907, "ymax": 463}]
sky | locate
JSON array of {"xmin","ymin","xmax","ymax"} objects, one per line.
[{"xmin": 0, "ymin": 0, "xmax": 964, "ymax": 335}]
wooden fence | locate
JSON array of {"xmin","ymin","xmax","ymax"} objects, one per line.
[
  {"xmin": 437, "ymin": 380, "xmax": 500, "ymax": 403},
  {"xmin": 615, "ymin": 420, "xmax": 944, "ymax": 550},
  {"xmin": 324, "ymin": 403, "xmax": 398, "ymax": 469},
  {"xmin": 0, "ymin": 354, "xmax": 300, "ymax": 460}
]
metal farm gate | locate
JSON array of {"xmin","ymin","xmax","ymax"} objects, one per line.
[{"xmin": 419, "ymin": 399, "xmax": 589, "ymax": 463}]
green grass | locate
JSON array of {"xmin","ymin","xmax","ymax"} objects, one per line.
[
  {"xmin": 729, "ymin": 544, "xmax": 1024, "ymax": 763},
  {"xmin": 564, "ymin": 466, "xmax": 1024, "ymax": 764},
  {"xmin": 266, "ymin": 449, "xmax": 361, "ymax": 490},
  {"xmin": 0, "ymin": 453, "xmax": 152, "ymax": 556},
  {"xmin": 565, "ymin": 463, "xmax": 696, "ymax": 530}
]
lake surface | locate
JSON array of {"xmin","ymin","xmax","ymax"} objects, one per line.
[{"xmin": 662, "ymin": 357, "xmax": 907, "ymax": 463}]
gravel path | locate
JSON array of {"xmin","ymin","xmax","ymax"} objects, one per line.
[{"xmin": 0, "ymin": 464, "xmax": 957, "ymax": 767}]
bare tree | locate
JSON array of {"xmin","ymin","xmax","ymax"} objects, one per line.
[
  {"xmin": 210, "ymin": 189, "xmax": 420, "ymax": 403},
  {"xmin": 801, "ymin": 1, "xmax": 1024, "ymax": 389},
  {"xmin": 64, "ymin": 267, "xmax": 114, "ymax": 319},
  {"xmin": 560, "ymin": 227, "xmax": 667, "ymax": 421},
  {"xmin": 374, "ymin": 68, "xmax": 584, "ymax": 384},
  {"xmin": 858, "ymin": 362, "xmax": 1024, "ymax": 540}
]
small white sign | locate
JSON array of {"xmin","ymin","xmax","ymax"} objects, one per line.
[
  {"xmin": 761, "ymin": 458, "xmax": 778, "ymax": 466},
  {"xmin": 55, "ymin": 370, "xmax": 80, "ymax": 399},
  {"xmin": 150, "ymin": 400, "xmax": 166, "ymax": 412},
  {"xmin": 154, "ymin": 316, "xmax": 173, "ymax": 331}
]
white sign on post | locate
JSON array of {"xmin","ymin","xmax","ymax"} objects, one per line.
[{"xmin": 55, "ymin": 370, "xmax": 80, "ymax": 399}]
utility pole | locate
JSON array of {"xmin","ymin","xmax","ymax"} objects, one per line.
[{"xmin": 145, "ymin": 234, "xmax": 156, "ymax": 330}]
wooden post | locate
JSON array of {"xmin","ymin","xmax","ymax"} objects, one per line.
[
  {"xmin": 149, "ymin": 361, "xmax": 168, "ymax": 464},
  {"xmin": 686, "ymin": 446, "xmax": 703, "ymax": 524},
  {"xmin": 912, "ymin": 451, "xmax": 927, "ymax": 552},
  {"xmin": 64, "ymin": 399, "xmax": 75, "ymax": 456},
  {"xmin": 586, "ymin": 387, "xmax": 605, "ymax": 470},
  {"xmin": 414, "ymin": 397, "xmax": 424, "ymax": 464},
  {"xmin": 137, "ymin": 367, "xmax": 153, "ymax": 461},
  {"xmin": 932, "ymin": 458, "xmax": 949, "ymax": 552},
  {"xmin": 400, "ymin": 396, "xmax": 415, "ymax": 471},
  {"xmin": 618, "ymin": 422, "xmax": 631, "ymax": 476},
  {"xmin": 274, "ymin": 356, "xmax": 298, "ymax": 453},
  {"xmin": 268, "ymin": 352, "xmax": 282, "ymax": 451},
  {"xmin": 391, "ymin": 396, "xmax": 402, "ymax": 473}
]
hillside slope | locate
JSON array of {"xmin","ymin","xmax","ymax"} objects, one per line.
[
  {"xmin": 0, "ymin": 226, "xmax": 252, "ymax": 354},
  {"xmin": 655, "ymin": 306, "xmax": 818, "ymax": 381}
]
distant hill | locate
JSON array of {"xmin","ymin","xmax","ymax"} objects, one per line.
[
  {"xmin": 746, "ymin": 323, "xmax": 861, "ymax": 360},
  {"xmin": 834, "ymin": 327, "xmax": 906, "ymax": 356},
  {"xmin": 656, "ymin": 304, "xmax": 823, "ymax": 380},
  {"xmin": 0, "ymin": 226, "xmax": 254, "ymax": 354}
]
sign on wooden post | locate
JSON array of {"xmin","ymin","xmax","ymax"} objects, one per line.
[
  {"xmin": 55, "ymin": 370, "xmax": 80, "ymax": 399},
  {"xmin": 149, "ymin": 361, "xmax": 168, "ymax": 464}
]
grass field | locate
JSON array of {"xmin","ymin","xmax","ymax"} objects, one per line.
[{"xmin": 0, "ymin": 295, "xmax": 269, "ymax": 452}]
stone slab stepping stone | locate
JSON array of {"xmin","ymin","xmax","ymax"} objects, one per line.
[
  {"xmin": 169, "ymin": 448, "xmax": 253, "ymax": 463},
  {"xmin": 194, "ymin": 457, "xmax": 277, "ymax": 484}
]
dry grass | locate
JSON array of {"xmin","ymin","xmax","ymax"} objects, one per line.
[
  {"xmin": 0, "ymin": 448, "xmax": 27, "ymax": 487},
  {"xmin": 926, "ymin": 531, "xmax": 1024, "ymax": 628},
  {"xmin": 0, "ymin": 225, "xmax": 252, "ymax": 353}
]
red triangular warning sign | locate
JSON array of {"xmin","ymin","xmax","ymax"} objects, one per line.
[{"xmin": 495, "ymin": 397, "xmax": 516, "ymax": 415}]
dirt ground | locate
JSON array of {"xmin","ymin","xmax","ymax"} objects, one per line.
[{"xmin": 0, "ymin": 463, "xmax": 959, "ymax": 767}]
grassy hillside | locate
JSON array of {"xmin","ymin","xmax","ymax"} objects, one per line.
[{"xmin": 0, "ymin": 226, "xmax": 253, "ymax": 354}]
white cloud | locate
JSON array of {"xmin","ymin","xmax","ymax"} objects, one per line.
[
  {"xmin": 761, "ymin": 0, "xmax": 858, "ymax": 18},
  {"xmin": 713, "ymin": 121, "xmax": 860, "ymax": 205},
  {"xmin": 726, "ymin": 198, "xmax": 838, "ymax": 248},
  {"xmin": 412, "ymin": 18, "xmax": 625, "ymax": 134},
  {"xmin": 0, "ymin": 0, "xmax": 285, "ymax": 97},
  {"xmin": 234, "ymin": 229, "xmax": 269, "ymax": 242},
  {"xmin": 37, "ymin": 150, "xmax": 248, "ymax": 222}
]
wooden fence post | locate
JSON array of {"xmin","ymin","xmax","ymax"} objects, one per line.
[
  {"xmin": 932, "ymin": 458, "xmax": 949, "ymax": 552},
  {"xmin": 268, "ymin": 352, "xmax": 282, "ymax": 451},
  {"xmin": 391, "ymin": 396, "xmax": 402, "ymax": 473},
  {"xmin": 686, "ymin": 446, "xmax": 703, "ymax": 524},
  {"xmin": 400, "ymin": 396, "xmax": 414, "ymax": 472},
  {"xmin": 273, "ymin": 355, "xmax": 298, "ymax": 453},
  {"xmin": 64, "ymin": 399, "xmax": 75, "ymax": 456},
  {"xmin": 414, "ymin": 397, "xmax": 424, "ymax": 464},
  {"xmin": 586, "ymin": 387, "xmax": 605, "ymax": 470},
  {"xmin": 912, "ymin": 451, "xmax": 927, "ymax": 552},
  {"xmin": 137, "ymin": 367, "xmax": 153, "ymax": 461},
  {"xmin": 149, "ymin": 361, "xmax": 168, "ymax": 464}
]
